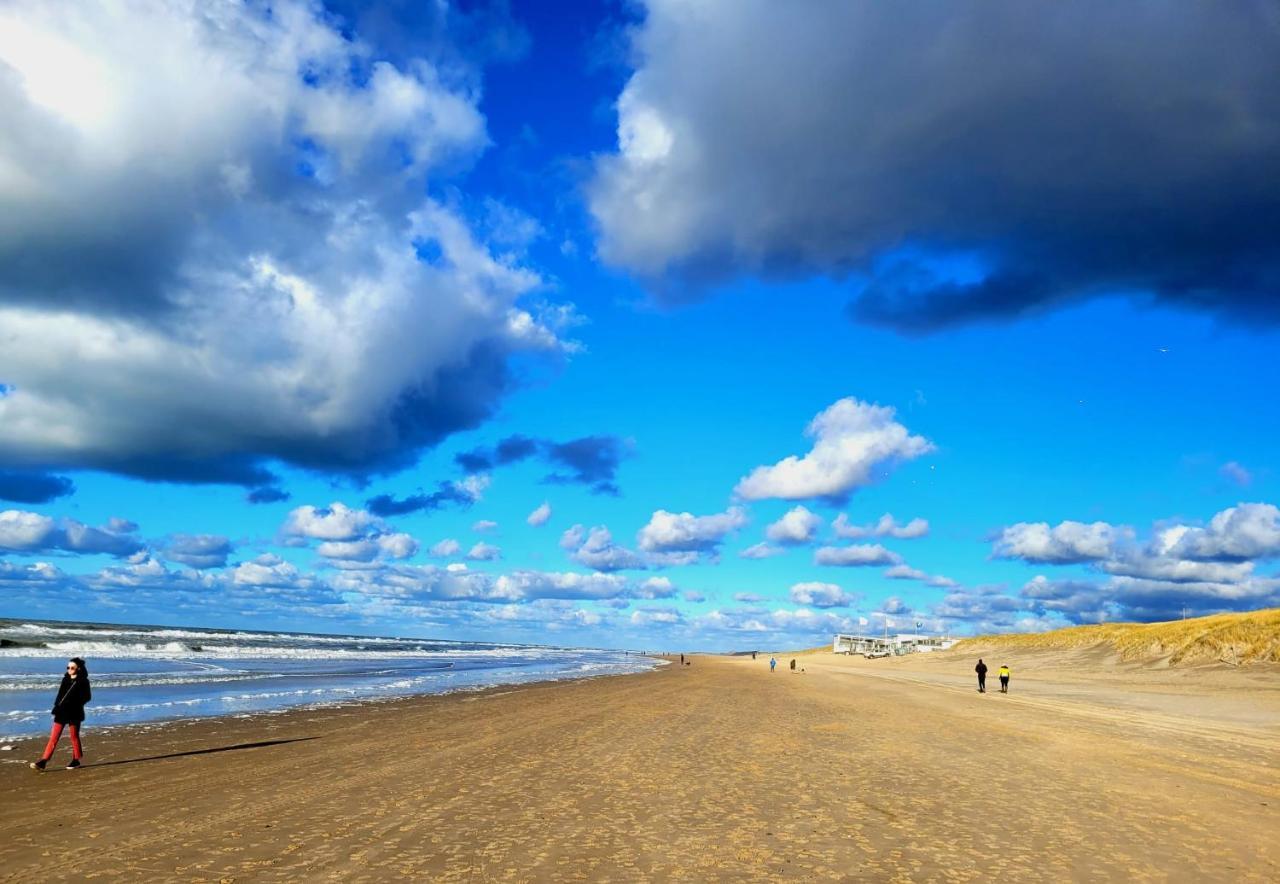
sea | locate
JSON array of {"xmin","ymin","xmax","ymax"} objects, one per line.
[{"xmin": 0, "ymin": 619, "xmax": 658, "ymax": 744}]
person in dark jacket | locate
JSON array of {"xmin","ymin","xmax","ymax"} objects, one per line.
[
  {"xmin": 31, "ymin": 657, "xmax": 91, "ymax": 771},
  {"xmin": 975, "ymin": 659, "xmax": 988, "ymax": 693}
]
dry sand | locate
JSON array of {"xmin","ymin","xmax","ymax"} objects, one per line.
[{"xmin": 1, "ymin": 652, "xmax": 1276, "ymax": 882}]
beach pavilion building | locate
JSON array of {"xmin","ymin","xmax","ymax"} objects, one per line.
[{"xmin": 832, "ymin": 633, "xmax": 958, "ymax": 657}]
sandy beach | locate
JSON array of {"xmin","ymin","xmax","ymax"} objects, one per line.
[{"xmin": 2, "ymin": 652, "xmax": 1277, "ymax": 882}]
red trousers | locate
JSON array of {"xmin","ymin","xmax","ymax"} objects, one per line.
[{"xmin": 41, "ymin": 721, "xmax": 83, "ymax": 761}]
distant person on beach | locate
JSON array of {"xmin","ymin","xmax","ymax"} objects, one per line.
[
  {"xmin": 680, "ymin": 653, "xmax": 685, "ymax": 665},
  {"xmin": 790, "ymin": 659, "xmax": 796, "ymax": 671},
  {"xmin": 752, "ymin": 651, "xmax": 757, "ymax": 660},
  {"xmin": 770, "ymin": 657, "xmax": 777, "ymax": 672},
  {"xmin": 31, "ymin": 657, "xmax": 91, "ymax": 771},
  {"xmin": 999, "ymin": 664, "xmax": 1011, "ymax": 693},
  {"xmin": 975, "ymin": 659, "xmax": 988, "ymax": 693}
]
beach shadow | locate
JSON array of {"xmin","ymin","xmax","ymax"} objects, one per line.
[{"xmin": 88, "ymin": 737, "xmax": 319, "ymax": 768}]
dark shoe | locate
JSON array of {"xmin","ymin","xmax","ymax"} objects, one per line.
[
  {"xmin": 67, "ymin": 759, "xmax": 81, "ymax": 770},
  {"xmin": 30, "ymin": 759, "xmax": 47, "ymax": 771}
]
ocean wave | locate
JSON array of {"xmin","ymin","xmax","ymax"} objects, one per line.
[{"xmin": 0, "ymin": 642, "xmax": 584, "ymax": 661}]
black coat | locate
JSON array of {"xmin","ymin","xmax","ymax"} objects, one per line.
[
  {"xmin": 52, "ymin": 675, "xmax": 91, "ymax": 725},
  {"xmin": 975, "ymin": 662, "xmax": 988, "ymax": 676}
]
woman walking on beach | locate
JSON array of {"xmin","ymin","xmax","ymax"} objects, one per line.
[
  {"xmin": 975, "ymin": 659, "xmax": 988, "ymax": 693},
  {"xmin": 30, "ymin": 657, "xmax": 92, "ymax": 771},
  {"xmin": 999, "ymin": 664, "xmax": 1011, "ymax": 693}
]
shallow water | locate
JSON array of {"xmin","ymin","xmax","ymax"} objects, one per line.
[{"xmin": 0, "ymin": 619, "xmax": 656, "ymax": 740}]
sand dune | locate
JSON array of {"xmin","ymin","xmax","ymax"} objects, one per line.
[
  {"xmin": 953, "ymin": 607, "xmax": 1280, "ymax": 666},
  {"xmin": 2, "ymin": 654, "xmax": 1276, "ymax": 881}
]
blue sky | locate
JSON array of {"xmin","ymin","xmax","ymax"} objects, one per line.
[{"xmin": 1, "ymin": 1, "xmax": 1278, "ymax": 650}]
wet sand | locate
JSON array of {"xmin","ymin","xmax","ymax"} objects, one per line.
[{"xmin": 1, "ymin": 654, "xmax": 1276, "ymax": 881}]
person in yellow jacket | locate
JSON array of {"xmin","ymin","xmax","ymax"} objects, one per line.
[{"xmin": 998, "ymin": 664, "xmax": 1011, "ymax": 693}]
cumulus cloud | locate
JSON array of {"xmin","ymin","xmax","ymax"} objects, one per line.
[
  {"xmin": 526, "ymin": 501, "xmax": 552, "ymax": 526},
  {"xmin": 0, "ymin": 0, "xmax": 570, "ymax": 486},
  {"xmin": 0, "ymin": 509, "xmax": 142, "ymax": 558},
  {"xmin": 429, "ymin": 538, "xmax": 461, "ymax": 558},
  {"xmin": 162, "ymin": 534, "xmax": 233, "ymax": 570},
  {"xmin": 466, "ymin": 542, "xmax": 502, "ymax": 562},
  {"xmin": 764, "ymin": 506, "xmax": 821, "ymax": 545},
  {"xmin": 992, "ymin": 520, "xmax": 1129, "ymax": 564},
  {"xmin": 589, "ymin": 2, "xmax": 1280, "ymax": 330},
  {"xmin": 563, "ymin": 525, "xmax": 647, "ymax": 572},
  {"xmin": 982, "ymin": 503, "xmax": 1280, "ymax": 627},
  {"xmin": 472, "ymin": 520, "xmax": 499, "ymax": 533},
  {"xmin": 735, "ymin": 399, "xmax": 932, "ymax": 502},
  {"xmin": 283, "ymin": 503, "xmax": 379, "ymax": 543},
  {"xmin": 1155, "ymin": 503, "xmax": 1280, "ymax": 562},
  {"xmin": 634, "ymin": 577, "xmax": 677, "ymax": 599},
  {"xmin": 789, "ymin": 581, "xmax": 857, "ymax": 608},
  {"xmin": 316, "ymin": 533, "xmax": 418, "ymax": 564},
  {"xmin": 636, "ymin": 506, "xmax": 748, "ymax": 561},
  {"xmin": 833, "ymin": 513, "xmax": 928, "ymax": 540},
  {"xmin": 814, "ymin": 544, "xmax": 902, "ymax": 567}
]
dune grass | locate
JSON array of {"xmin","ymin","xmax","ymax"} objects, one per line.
[{"xmin": 953, "ymin": 608, "xmax": 1280, "ymax": 666}]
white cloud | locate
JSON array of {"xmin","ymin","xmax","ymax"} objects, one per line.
[
  {"xmin": 0, "ymin": 509, "xmax": 55, "ymax": 549},
  {"xmin": 232, "ymin": 554, "xmax": 305, "ymax": 588},
  {"xmin": 472, "ymin": 520, "xmax": 499, "ymax": 533},
  {"xmin": 833, "ymin": 513, "xmax": 928, "ymax": 540},
  {"xmin": 0, "ymin": 508, "xmax": 141, "ymax": 557},
  {"xmin": 884, "ymin": 564, "xmax": 958, "ymax": 588},
  {"xmin": 739, "ymin": 542, "xmax": 786, "ymax": 560},
  {"xmin": 992, "ymin": 520, "xmax": 1129, "ymax": 564},
  {"xmin": 1219, "ymin": 462, "xmax": 1253, "ymax": 487},
  {"xmin": 526, "ymin": 501, "xmax": 552, "ymax": 527},
  {"xmin": 735, "ymin": 398, "xmax": 933, "ymax": 502},
  {"xmin": 636, "ymin": 506, "xmax": 748, "ymax": 558},
  {"xmin": 634, "ymin": 577, "xmax": 677, "ymax": 599},
  {"xmin": 283, "ymin": 503, "xmax": 379, "ymax": 542},
  {"xmin": 814, "ymin": 544, "xmax": 902, "ymax": 567},
  {"xmin": 1158, "ymin": 503, "xmax": 1280, "ymax": 562},
  {"xmin": 631, "ymin": 607, "xmax": 682, "ymax": 626},
  {"xmin": 566, "ymin": 526, "xmax": 647, "ymax": 572},
  {"xmin": 789, "ymin": 581, "xmax": 856, "ymax": 608},
  {"xmin": 466, "ymin": 542, "xmax": 502, "ymax": 562},
  {"xmin": 429, "ymin": 538, "xmax": 461, "ymax": 558},
  {"xmin": 0, "ymin": 0, "xmax": 567, "ymax": 485},
  {"xmin": 764, "ymin": 505, "xmax": 822, "ymax": 545}
]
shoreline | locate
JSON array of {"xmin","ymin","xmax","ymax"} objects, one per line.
[{"xmin": 0, "ymin": 655, "xmax": 670, "ymax": 755}]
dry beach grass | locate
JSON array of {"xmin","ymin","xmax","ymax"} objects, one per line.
[
  {"xmin": 1, "ymin": 650, "xmax": 1276, "ymax": 881},
  {"xmin": 954, "ymin": 607, "xmax": 1280, "ymax": 666}
]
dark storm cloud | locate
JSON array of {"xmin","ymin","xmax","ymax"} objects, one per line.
[
  {"xmin": 366, "ymin": 481, "xmax": 477, "ymax": 518},
  {"xmin": 590, "ymin": 1, "xmax": 1280, "ymax": 330},
  {"xmin": 246, "ymin": 487, "xmax": 292, "ymax": 505},
  {"xmin": 0, "ymin": 470, "xmax": 75, "ymax": 504},
  {"xmin": 454, "ymin": 435, "xmax": 630, "ymax": 495}
]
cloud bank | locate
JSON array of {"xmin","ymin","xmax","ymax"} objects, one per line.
[{"xmin": 590, "ymin": 1, "xmax": 1280, "ymax": 330}]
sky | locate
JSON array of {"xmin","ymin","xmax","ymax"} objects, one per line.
[{"xmin": 1, "ymin": 0, "xmax": 1278, "ymax": 650}]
